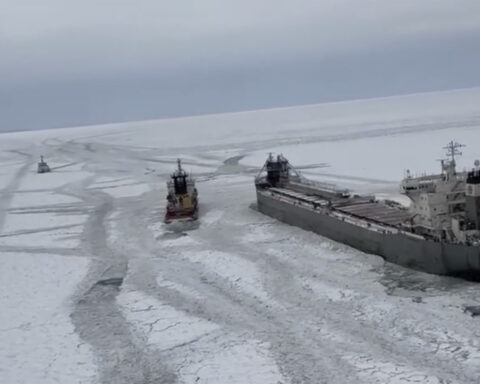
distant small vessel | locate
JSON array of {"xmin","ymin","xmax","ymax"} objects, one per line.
[
  {"xmin": 254, "ymin": 142, "xmax": 480, "ymax": 278},
  {"xmin": 37, "ymin": 156, "xmax": 51, "ymax": 173},
  {"xmin": 165, "ymin": 159, "xmax": 198, "ymax": 223}
]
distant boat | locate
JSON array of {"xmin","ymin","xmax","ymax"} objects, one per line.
[{"xmin": 37, "ymin": 156, "xmax": 51, "ymax": 173}]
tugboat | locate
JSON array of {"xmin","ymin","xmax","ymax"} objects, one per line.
[
  {"xmin": 37, "ymin": 156, "xmax": 51, "ymax": 173},
  {"xmin": 254, "ymin": 143, "xmax": 480, "ymax": 278},
  {"xmin": 165, "ymin": 159, "xmax": 198, "ymax": 223}
]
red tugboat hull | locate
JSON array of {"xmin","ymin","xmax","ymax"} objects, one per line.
[{"xmin": 164, "ymin": 207, "xmax": 198, "ymax": 224}]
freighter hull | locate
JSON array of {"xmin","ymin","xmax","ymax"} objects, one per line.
[{"xmin": 256, "ymin": 190, "xmax": 480, "ymax": 277}]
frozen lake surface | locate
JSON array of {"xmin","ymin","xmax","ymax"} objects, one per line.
[{"xmin": 1, "ymin": 88, "xmax": 480, "ymax": 383}]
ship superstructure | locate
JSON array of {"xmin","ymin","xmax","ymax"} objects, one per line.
[
  {"xmin": 165, "ymin": 159, "xmax": 198, "ymax": 223},
  {"xmin": 401, "ymin": 141, "xmax": 480, "ymax": 245},
  {"xmin": 255, "ymin": 146, "xmax": 480, "ymax": 277}
]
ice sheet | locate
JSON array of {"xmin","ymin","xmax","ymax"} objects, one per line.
[
  {"xmin": 1, "ymin": 88, "xmax": 480, "ymax": 383},
  {"xmin": 0, "ymin": 253, "xmax": 97, "ymax": 384}
]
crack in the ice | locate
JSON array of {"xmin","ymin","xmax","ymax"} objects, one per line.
[{"xmin": 159, "ymin": 331, "xmax": 215, "ymax": 353}]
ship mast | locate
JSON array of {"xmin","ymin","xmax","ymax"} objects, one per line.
[
  {"xmin": 444, "ymin": 141, "xmax": 465, "ymax": 167},
  {"xmin": 440, "ymin": 141, "xmax": 464, "ymax": 179}
]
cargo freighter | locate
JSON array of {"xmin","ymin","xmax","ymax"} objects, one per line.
[
  {"xmin": 165, "ymin": 159, "xmax": 198, "ymax": 223},
  {"xmin": 255, "ymin": 142, "xmax": 480, "ymax": 278}
]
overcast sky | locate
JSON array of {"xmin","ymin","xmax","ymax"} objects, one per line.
[{"xmin": 1, "ymin": 1, "xmax": 480, "ymax": 132}]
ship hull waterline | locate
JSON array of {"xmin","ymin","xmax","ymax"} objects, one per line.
[
  {"xmin": 164, "ymin": 208, "xmax": 198, "ymax": 224},
  {"xmin": 256, "ymin": 190, "xmax": 480, "ymax": 278}
]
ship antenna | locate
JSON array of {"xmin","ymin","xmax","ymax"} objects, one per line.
[
  {"xmin": 444, "ymin": 140, "xmax": 465, "ymax": 165},
  {"xmin": 436, "ymin": 158, "xmax": 446, "ymax": 174},
  {"xmin": 177, "ymin": 158, "xmax": 182, "ymax": 172}
]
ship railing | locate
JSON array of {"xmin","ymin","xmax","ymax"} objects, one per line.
[
  {"xmin": 292, "ymin": 178, "xmax": 351, "ymax": 197},
  {"xmin": 330, "ymin": 210, "xmax": 400, "ymax": 234},
  {"xmin": 262, "ymin": 189, "xmax": 426, "ymax": 239},
  {"xmin": 297, "ymin": 176, "xmax": 342, "ymax": 190},
  {"xmin": 266, "ymin": 189, "xmax": 397, "ymax": 234},
  {"xmin": 402, "ymin": 171, "xmax": 467, "ymax": 186},
  {"xmin": 332, "ymin": 210, "xmax": 424, "ymax": 238}
]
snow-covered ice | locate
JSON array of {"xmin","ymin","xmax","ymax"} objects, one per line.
[
  {"xmin": 1, "ymin": 88, "xmax": 480, "ymax": 383},
  {"xmin": 117, "ymin": 288, "xmax": 219, "ymax": 351},
  {"xmin": 0, "ymin": 253, "xmax": 97, "ymax": 384}
]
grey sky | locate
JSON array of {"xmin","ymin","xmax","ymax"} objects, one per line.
[{"xmin": 1, "ymin": 1, "xmax": 480, "ymax": 132}]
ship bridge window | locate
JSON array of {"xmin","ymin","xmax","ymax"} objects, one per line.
[{"xmin": 174, "ymin": 177, "xmax": 187, "ymax": 194}]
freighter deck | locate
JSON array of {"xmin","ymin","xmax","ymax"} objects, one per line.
[
  {"xmin": 267, "ymin": 187, "xmax": 411, "ymax": 228},
  {"xmin": 334, "ymin": 201, "xmax": 411, "ymax": 226},
  {"xmin": 268, "ymin": 187, "xmax": 329, "ymax": 206}
]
